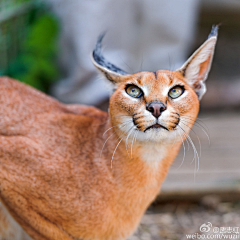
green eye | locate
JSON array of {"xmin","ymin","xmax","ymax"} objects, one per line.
[
  {"xmin": 169, "ymin": 86, "xmax": 184, "ymax": 99},
  {"xmin": 126, "ymin": 85, "xmax": 143, "ymax": 98}
]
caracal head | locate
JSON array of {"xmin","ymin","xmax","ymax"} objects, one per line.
[{"xmin": 92, "ymin": 26, "xmax": 218, "ymax": 143}]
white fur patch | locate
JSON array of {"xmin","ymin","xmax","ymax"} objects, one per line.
[
  {"xmin": 141, "ymin": 85, "xmax": 150, "ymax": 97},
  {"xmin": 140, "ymin": 143, "xmax": 167, "ymax": 163}
]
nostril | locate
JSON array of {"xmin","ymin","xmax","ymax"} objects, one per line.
[
  {"xmin": 160, "ymin": 106, "xmax": 166, "ymax": 112},
  {"xmin": 148, "ymin": 106, "xmax": 154, "ymax": 113}
]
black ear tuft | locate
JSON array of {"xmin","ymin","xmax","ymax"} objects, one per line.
[
  {"xmin": 208, "ymin": 25, "xmax": 219, "ymax": 39},
  {"xmin": 92, "ymin": 33, "xmax": 128, "ymax": 75}
]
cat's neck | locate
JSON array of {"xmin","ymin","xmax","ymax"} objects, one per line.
[
  {"xmin": 102, "ymin": 119, "xmax": 182, "ymax": 188},
  {"xmin": 100, "ymin": 119, "xmax": 182, "ymax": 236}
]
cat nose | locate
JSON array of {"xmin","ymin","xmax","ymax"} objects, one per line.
[{"xmin": 146, "ymin": 102, "xmax": 166, "ymax": 118}]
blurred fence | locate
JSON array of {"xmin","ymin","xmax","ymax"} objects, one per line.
[
  {"xmin": 0, "ymin": 0, "xmax": 36, "ymax": 74},
  {"xmin": 0, "ymin": 0, "xmax": 59, "ymax": 92}
]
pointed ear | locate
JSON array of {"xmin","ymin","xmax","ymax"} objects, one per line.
[
  {"xmin": 177, "ymin": 25, "xmax": 218, "ymax": 100},
  {"xmin": 91, "ymin": 33, "xmax": 129, "ymax": 84}
]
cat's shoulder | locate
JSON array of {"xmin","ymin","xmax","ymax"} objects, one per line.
[
  {"xmin": 63, "ymin": 104, "xmax": 108, "ymax": 121},
  {"xmin": 0, "ymin": 76, "xmax": 108, "ymax": 121}
]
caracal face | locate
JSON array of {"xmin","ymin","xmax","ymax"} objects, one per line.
[
  {"xmin": 109, "ymin": 70, "xmax": 199, "ymax": 143},
  {"xmin": 93, "ymin": 26, "xmax": 218, "ymax": 144}
]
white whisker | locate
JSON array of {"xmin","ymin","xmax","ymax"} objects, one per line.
[
  {"xmin": 125, "ymin": 125, "xmax": 135, "ymax": 157},
  {"xmin": 176, "ymin": 130, "xmax": 186, "ymax": 169},
  {"xmin": 180, "ymin": 120, "xmax": 202, "ymax": 157},
  {"xmin": 182, "ymin": 117, "xmax": 210, "ymax": 145},
  {"xmin": 111, "ymin": 137, "xmax": 124, "ymax": 168},
  {"xmin": 171, "ymin": 131, "xmax": 177, "ymax": 148},
  {"xmin": 100, "ymin": 122, "xmax": 130, "ymax": 158},
  {"xmin": 178, "ymin": 125, "xmax": 200, "ymax": 179},
  {"xmin": 131, "ymin": 130, "xmax": 138, "ymax": 159},
  {"xmin": 103, "ymin": 120, "xmax": 132, "ymax": 136}
]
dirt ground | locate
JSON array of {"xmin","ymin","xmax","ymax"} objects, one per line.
[{"xmin": 128, "ymin": 198, "xmax": 240, "ymax": 240}]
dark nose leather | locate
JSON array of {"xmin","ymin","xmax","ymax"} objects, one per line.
[{"xmin": 146, "ymin": 102, "xmax": 166, "ymax": 118}]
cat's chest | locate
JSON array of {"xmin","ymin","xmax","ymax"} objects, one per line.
[{"xmin": 140, "ymin": 144, "xmax": 167, "ymax": 163}]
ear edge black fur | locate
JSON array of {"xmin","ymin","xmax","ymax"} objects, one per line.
[{"xmin": 92, "ymin": 33, "xmax": 128, "ymax": 75}]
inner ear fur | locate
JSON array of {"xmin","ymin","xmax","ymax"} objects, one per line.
[
  {"xmin": 91, "ymin": 33, "xmax": 129, "ymax": 84},
  {"xmin": 177, "ymin": 25, "xmax": 218, "ymax": 100}
]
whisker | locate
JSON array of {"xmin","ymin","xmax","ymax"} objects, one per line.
[
  {"xmin": 100, "ymin": 132, "xmax": 116, "ymax": 158},
  {"xmin": 176, "ymin": 130, "xmax": 186, "ymax": 169},
  {"xmin": 180, "ymin": 120, "xmax": 202, "ymax": 157},
  {"xmin": 134, "ymin": 129, "xmax": 138, "ymax": 145},
  {"xmin": 171, "ymin": 131, "xmax": 177, "ymax": 148},
  {"xmin": 118, "ymin": 53, "xmax": 134, "ymax": 73},
  {"xmin": 178, "ymin": 125, "xmax": 200, "ymax": 177},
  {"xmin": 181, "ymin": 117, "xmax": 210, "ymax": 146},
  {"xmin": 182, "ymin": 116, "xmax": 209, "ymax": 133},
  {"xmin": 131, "ymin": 130, "xmax": 138, "ymax": 159},
  {"xmin": 186, "ymin": 134, "xmax": 200, "ymax": 180},
  {"xmin": 103, "ymin": 120, "xmax": 132, "ymax": 136},
  {"xmin": 92, "ymin": 113, "xmax": 133, "ymax": 127},
  {"xmin": 125, "ymin": 125, "xmax": 136, "ymax": 157},
  {"xmin": 176, "ymin": 121, "xmax": 190, "ymax": 150},
  {"xmin": 110, "ymin": 123, "xmax": 135, "ymax": 168},
  {"xmin": 100, "ymin": 122, "xmax": 130, "ymax": 158},
  {"xmin": 182, "ymin": 116, "xmax": 210, "ymax": 134},
  {"xmin": 111, "ymin": 137, "xmax": 124, "ymax": 169},
  {"xmin": 179, "ymin": 126, "xmax": 197, "ymax": 163}
]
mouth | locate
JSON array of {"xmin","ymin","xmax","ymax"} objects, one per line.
[{"xmin": 144, "ymin": 123, "xmax": 169, "ymax": 132}]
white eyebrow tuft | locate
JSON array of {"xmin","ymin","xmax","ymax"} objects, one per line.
[{"xmin": 141, "ymin": 85, "xmax": 150, "ymax": 97}]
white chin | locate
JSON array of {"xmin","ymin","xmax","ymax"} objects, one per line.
[{"xmin": 132, "ymin": 128, "xmax": 175, "ymax": 143}]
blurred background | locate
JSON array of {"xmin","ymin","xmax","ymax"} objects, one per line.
[{"xmin": 1, "ymin": 0, "xmax": 240, "ymax": 239}]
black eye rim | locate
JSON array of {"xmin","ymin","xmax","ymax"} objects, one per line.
[
  {"xmin": 168, "ymin": 85, "xmax": 185, "ymax": 99},
  {"xmin": 125, "ymin": 84, "xmax": 144, "ymax": 98}
]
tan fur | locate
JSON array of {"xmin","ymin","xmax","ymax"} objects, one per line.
[
  {"xmin": 0, "ymin": 29, "xmax": 217, "ymax": 240},
  {"xmin": 0, "ymin": 72, "xmax": 197, "ymax": 240}
]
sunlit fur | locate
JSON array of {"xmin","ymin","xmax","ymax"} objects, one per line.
[
  {"xmin": 0, "ymin": 28, "xmax": 217, "ymax": 240},
  {"xmin": 0, "ymin": 76, "xmax": 188, "ymax": 240}
]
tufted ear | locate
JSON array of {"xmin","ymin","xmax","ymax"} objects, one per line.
[
  {"xmin": 177, "ymin": 25, "xmax": 218, "ymax": 100},
  {"xmin": 91, "ymin": 33, "xmax": 129, "ymax": 84}
]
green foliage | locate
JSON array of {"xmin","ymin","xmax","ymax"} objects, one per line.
[{"xmin": 6, "ymin": 13, "xmax": 59, "ymax": 92}]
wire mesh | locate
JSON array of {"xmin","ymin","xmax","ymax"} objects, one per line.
[{"xmin": 0, "ymin": 0, "xmax": 34, "ymax": 73}]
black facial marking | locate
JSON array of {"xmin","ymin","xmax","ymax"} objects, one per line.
[
  {"xmin": 144, "ymin": 124, "xmax": 169, "ymax": 132},
  {"xmin": 93, "ymin": 33, "xmax": 128, "ymax": 75},
  {"xmin": 174, "ymin": 113, "xmax": 180, "ymax": 125},
  {"xmin": 153, "ymin": 71, "xmax": 157, "ymax": 79},
  {"xmin": 175, "ymin": 117, "xmax": 180, "ymax": 125}
]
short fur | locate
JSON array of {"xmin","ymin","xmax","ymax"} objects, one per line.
[{"xmin": 0, "ymin": 27, "xmax": 218, "ymax": 240}]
